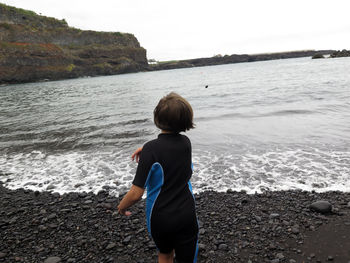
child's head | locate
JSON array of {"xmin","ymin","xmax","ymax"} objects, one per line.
[{"xmin": 154, "ymin": 92, "xmax": 194, "ymax": 133}]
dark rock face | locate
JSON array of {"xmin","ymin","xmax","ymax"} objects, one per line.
[
  {"xmin": 330, "ymin": 49, "xmax": 350, "ymax": 58},
  {"xmin": 0, "ymin": 3, "xmax": 148, "ymax": 84}
]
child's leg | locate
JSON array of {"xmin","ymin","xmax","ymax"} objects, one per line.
[{"xmin": 158, "ymin": 250, "xmax": 174, "ymax": 263}]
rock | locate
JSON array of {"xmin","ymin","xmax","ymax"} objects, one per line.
[
  {"xmin": 122, "ymin": 236, "xmax": 131, "ymax": 244},
  {"xmin": 291, "ymin": 226, "xmax": 299, "ymax": 234},
  {"xmin": 0, "ymin": 252, "xmax": 6, "ymax": 259},
  {"xmin": 269, "ymin": 213, "xmax": 280, "ymax": 219},
  {"xmin": 276, "ymin": 253, "xmax": 284, "ymax": 259},
  {"xmin": 44, "ymin": 257, "xmax": 62, "ymax": 263},
  {"xmin": 46, "ymin": 184, "xmax": 56, "ymax": 190},
  {"xmin": 254, "ymin": 215, "xmax": 262, "ymax": 222},
  {"xmin": 327, "ymin": 255, "xmax": 334, "ymax": 261},
  {"xmin": 330, "ymin": 49, "xmax": 350, "ymax": 58},
  {"xmin": 106, "ymin": 242, "xmax": 116, "ymax": 250},
  {"xmin": 48, "ymin": 213, "xmax": 57, "ymax": 220},
  {"xmin": 218, "ymin": 243, "xmax": 228, "ymax": 251},
  {"xmin": 102, "ymin": 203, "xmax": 113, "ymax": 209},
  {"xmin": 198, "ymin": 243, "xmax": 206, "ymax": 250},
  {"xmin": 310, "ymin": 201, "xmax": 332, "ymax": 214},
  {"xmin": 312, "ymin": 54, "xmax": 325, "ymax": 59}
]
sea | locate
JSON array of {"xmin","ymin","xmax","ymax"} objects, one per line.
[{"xmin": 0, "ymin": 57, "xmax": 349, "ymax": 196}]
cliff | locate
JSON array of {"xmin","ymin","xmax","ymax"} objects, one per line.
[
  {"xmin": 0, "ymin": 3, "xmax": 148, "ymax": 84},
  {"xmin": 151, "ymin": 50, "xmax": 335, "ymax": 71}
]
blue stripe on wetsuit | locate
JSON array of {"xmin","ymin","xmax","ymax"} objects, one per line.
[
  {"xmin": 144, "ymin": 162, "xmax": 164, "ymax": 235},
  {"xmin": 188, "ymin": 180, "xmax": 199, "ymax": 263}
]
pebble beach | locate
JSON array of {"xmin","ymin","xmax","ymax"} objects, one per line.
[{"xmin": 1, "ymin": 182, "xmax": 349, "ymax": 263}]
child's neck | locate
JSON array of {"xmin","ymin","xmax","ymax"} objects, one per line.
[{"xmin": 161, "ymin": 130, "xmax": 175, "ymax": 134}]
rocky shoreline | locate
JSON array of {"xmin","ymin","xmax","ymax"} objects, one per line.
[
  {"xmin": 150, "ymin": 50, "xmax": 335, "ymax": 72},
  {"xmin": 1, "ymin": 182, "xmax": 349, "ymax": 263}
]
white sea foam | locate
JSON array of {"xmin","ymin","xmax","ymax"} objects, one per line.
[
  {"xmin": 0, "ymin": 149, "xmax": 136, "ymax": 196},
  {"xmin": 1, "ymin": 147, "xmax": 349, "ymax": 196},
  {"xmin": 191, "ymin": 148, "xmax": 350, "ymax": 194}
]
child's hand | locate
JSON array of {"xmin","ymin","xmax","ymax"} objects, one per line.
[
  {"xmin": 131, "ymin": 147, "xmax": 143, "ymax": 163},
  {"xmin": 118, "ymin": 207, "xmax": 132, "ymax": 216}
]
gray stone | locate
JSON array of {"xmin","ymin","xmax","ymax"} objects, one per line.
[
  {"xmin": 291, "ymin": 227, "xmax": 300, "ymax": 234},
  {"xmin": 269, "ymin": 213, "xmax": 280, "ymax": 219},
  {"xmin": 122, "ymin": 236, "xmax": 131, "ymax": 244},
  {"xmin": 44, "ymin": 257, "xmax": 62, "ymax": 263},
  {"xmin": 310, "ymin": 201, "xmax": 332, "ymax": 214},
  {"xmin": 276, "ymin": 253, "xmax": 284, "ymax": 259},
  {"xmin": 218, "ymin": 243, "xmax": 228, "ymax": 251},
  {"xmin": 48, "ymin": 213, "xmax": 57, "ymax": 220},
  {"xmin": 46, "ymin": 184, "xmax": 56, "ymax": 190},
  {"xmin": 106, "ymin": 242, "xmax": 116, "ymax": 250},
  {"xmin": 198, "ymin": 243, "xmax": 206, "ymax": 250},
  {"xmin": 0, "ymin": 252, "xmax": 6, "ymax": 259},
  {"xmin": 327, "ymin": 255, "xmax": 334, "ymax": 261},
  {"xmin": 102, "ymin": 203, "xmax": 113, "ymax": 209}
]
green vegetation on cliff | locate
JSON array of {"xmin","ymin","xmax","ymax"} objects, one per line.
[{"xmin": 0, "ymin": 3, "xmax": 148, "ymax": 84}]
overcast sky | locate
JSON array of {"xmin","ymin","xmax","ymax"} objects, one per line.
[{"xmin": 1, "ymin": 0, "xmax": 350, "ymax": 61}]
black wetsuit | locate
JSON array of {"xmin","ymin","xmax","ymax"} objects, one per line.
[{"xmin": 133, "ymin": 133, "xmax": 198, "ymax": 263}]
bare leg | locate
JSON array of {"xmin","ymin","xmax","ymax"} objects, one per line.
[{"xmin": 158, "ymin": 250, "xmax": 175, "ymax": 263}]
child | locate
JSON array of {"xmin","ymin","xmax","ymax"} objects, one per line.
[{"xmin": 118, "ymin": 92, "xmax": 198, "ymax": 263}]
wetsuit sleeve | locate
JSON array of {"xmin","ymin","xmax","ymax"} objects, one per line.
[{"xmin": 132, "ymin": 144, "xmax": 155, "ymax": 188}]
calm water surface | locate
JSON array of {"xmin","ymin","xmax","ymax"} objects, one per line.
[{"xmin": 0, "ymin": 57, "xmax": 349, "ymax": 195}]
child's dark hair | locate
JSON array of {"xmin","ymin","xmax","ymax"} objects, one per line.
[{"xmin": 154, "ymin": 92, "xmax": 194, "ymax": 132}]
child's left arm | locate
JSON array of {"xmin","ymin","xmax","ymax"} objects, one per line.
[{"xmin": 117, "ymin": 184, "xmax": 144, "ymax": 216}]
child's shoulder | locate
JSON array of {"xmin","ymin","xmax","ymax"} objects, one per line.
[{"xmin": 143, "ymin": 138, "xmax": 158, "ymax": 149}]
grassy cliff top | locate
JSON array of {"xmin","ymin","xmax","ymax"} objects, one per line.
[
  {"xmin": 0, "ymin": 3, "xmax": 68, "ymax": 29},
  {"xmin": 0, "ymin": 3, "xmax": 141, "ymax": 48}
]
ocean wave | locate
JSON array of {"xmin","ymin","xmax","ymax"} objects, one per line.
[{"xmin": 1, "ymin": 147, "xmax": 349, "ymax": 196}]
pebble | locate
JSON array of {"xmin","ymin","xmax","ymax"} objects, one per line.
[
  {"xmin": 48, "ymin": 213, "xmax": 57, "ymax": 220},
  {"xmin": 106, "ymin": 242, "xmax": 116, "ymax": 250},
  {"xmin": 123, "ymin": 236, "xmax": 131, "ymax": 244},
  {"xmin": 269, "ymin": 213, "xmax": 280, "ymax": 219},
  {"xmin": 291, "ymin": 227, "xmax": 299, "ymax": 234},
  {"xmin": 44, "ymin": 257, "xmax": 62, "ymax": 263},
  {"xmin": 276, "ymin": 253, "xmax": 284, "ymax": 259},
  {"xmin": 218, "ymin": 243, "xmax": 228, "ymax": 251},
  {"xmin": 198, "ymin": 243, "xmax": 206, "ymax": 250},
  {"xmin": 327, "ymin": 255, "xmax": 334, "ymax": 261},
  {"xmin": 0, "ymin": 183, "xmax": 348, "ymax": 263},
  {"xmin": 46, "ymin": 185, "xmax": 56, "ymax": 190}
]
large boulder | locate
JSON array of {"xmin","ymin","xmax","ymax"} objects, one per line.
[{"xmin": 309, "ymin": 200, "xmax": 332, "ymax": 214}]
